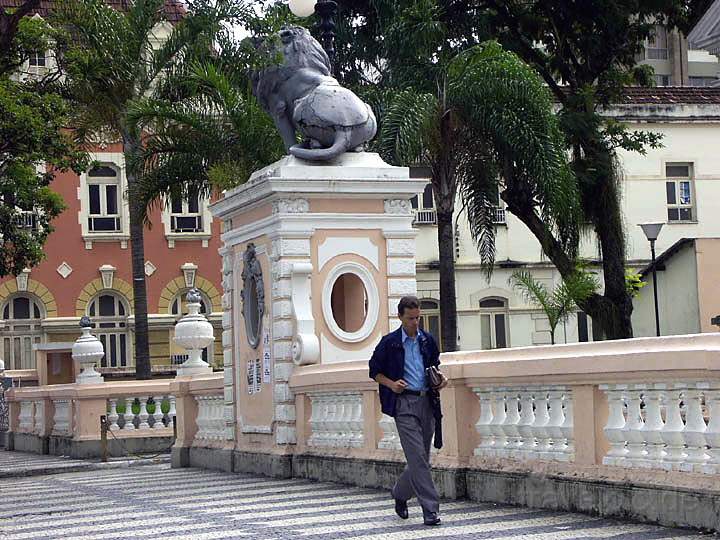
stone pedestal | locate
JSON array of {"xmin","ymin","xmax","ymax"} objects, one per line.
[{"xmin": 210, "ymin": 152, "xmax": 427, "ymax": 447}]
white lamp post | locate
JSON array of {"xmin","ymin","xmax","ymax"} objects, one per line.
[
  {"xmin": 639, "ymin": 222, "xmax": 664, "ymax": 337},
  {"xmin": 174, "ymin": 289, "xmax": 214, "ymax": 377},
  {"xmin": 73, "ymin": 317, "xmax": 105, "ymax": 384}
]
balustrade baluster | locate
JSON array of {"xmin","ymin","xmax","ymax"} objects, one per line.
[
  {"xmin": 152, "ymin": 396, "xmax": 165, "ymax": 429},
  {"xmin": 138, "ymin": 397, "xmax": 151, "ymax": 429},
  {"xmin": 531, "ymin": 388, "xmax": 552, "ymax": 458},
  {"xmin": 516, "ymin": 389, "xmax": 536, "ymax": 458},
  {"xmin": 123, "ymin": 397, "xmax": 135, "ymax": 430},
  {"xmin": 640, "ymin": 384, "xmax": 666, "ymax": 468},
  {"xmin": 545, "ymin": 388, "xmax": 567, "ymax": 460},
  {"xmin": 488, "ymin": 390, "xmax": 508, "ymax": 457},
  {"xmin": 681, "ymin": 385, "xmax": 708, "ymax": 472},
  {"xmin": 350, "ymin": 394, "xmax": 363, "ymax": 447},
  {"xmin": 473, "ymin": 388, "xmax": 494, "ymax": 456},
  {"xmin": 167, "ymin": 395, "xmax": 177, "ymax": 428},
  {"xmin": 561, "ymin": 391, "xmax": 575, "ymax": 461},
  {"xmin": 308, "ymin": 393, "xmax": 320, "ymax": 446},
  {"xmin": 601, "ymin": 384, "xmax": 628, "ymax": 466},
  {"xmin": 703, "ymin": 388, "xmax": 720, "ymax": 474},
  {"xmin": 660, "ymin": 385, "xmax": 686, "ymax": 470},
  {"xmin": 622, "ymin": 387, "xmax": 646, "ymax": 467},
  {"xmin": 108, "ymin": 399, "xmax": 120, "ymax": 431},
  {"xmin": 502, "ymin": 392, "xmax": 521, "ymax": 459},
  {"xmin": 379, "ymin": 413, "xmax": 401, "ymax": 450}
]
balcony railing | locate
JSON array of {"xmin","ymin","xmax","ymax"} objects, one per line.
[
  {"xmin": 171, "ymin": 215, "xmax": 203, "ymax": 233},
  {"xmin": 13, "ymin": 211, "xmax": 39, "ymax": 232},
  {"xmin": 413, "ymin": 209, "xmax": 437, "ymax": 225},
  {"xmin": 493, "ymin": 207, "xmax": 506, "ymax": 224}
]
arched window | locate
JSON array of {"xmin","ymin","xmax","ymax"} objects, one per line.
[
  {"xmin": 2, "ymin": 295, "xmax": 44, "ymax": 369},
  {"xmin": 87, "ymin": 293, "xmax": 130, "ymax": 368},
  {"xmin": 169, "ymin": 290, "xmax": 211, "ymax": 364},
  {"xmin": 418, "ymin": 299, "xmax": 442, "ymax": 349},
  {"xmin": 479, "ymin": 297, "xmax": 509, "ymax": 349}
]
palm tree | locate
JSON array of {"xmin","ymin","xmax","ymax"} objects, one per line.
[
  {"xmin": 126, "ymin": 38, "xmax": 285, "ymax": 210},
  {"xmin": 54, "ymin": 0, "xmax": 246, "ymax": 379},
  {"xmin": 378, "ymin": 36, "xmax": 580, "ymax": 352},
  {"xmin": 509, "ymin": 270, "xmax": 598, "ymax": 345}
]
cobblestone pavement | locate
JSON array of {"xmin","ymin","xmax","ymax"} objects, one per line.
[
  {"xmin": 0, "ymin": 449, "xmax": 168, "ymax": 478},
  {"xmin": 0, "ymin": 461, "xmax": 714, "ymax": 539}
]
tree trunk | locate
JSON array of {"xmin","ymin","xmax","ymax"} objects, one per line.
[
  {"xmin": 436, "ymin": 207, "xmax": 457, "ymax": 352},
  {"xmin": 124, "ymin": 131, "xmax": 151, "ymax": 380}
]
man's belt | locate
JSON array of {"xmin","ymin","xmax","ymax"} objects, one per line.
[{"xmin": 402, "ymin": 389, "xmax": 428, "ymax": 397}]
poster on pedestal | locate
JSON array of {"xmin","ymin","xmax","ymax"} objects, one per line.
[{"xmin": 246, "ymin": 360, "xmax": 254, "ymax": 395}]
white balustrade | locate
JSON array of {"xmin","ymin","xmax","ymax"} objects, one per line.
[
  {"xmin": 18, "ymin": 401, "xmax": 34, "ymax": 432},
  {"xmin": 472, "ymin": 386, "xmax": 574, "ymax": 462},
  {"xmin": 195, "ymin": 395, "xmax": 225, "ymax": 441},
  {"xmin": 307, "ymin": 391, "xmax": 363, "ymax": 448},
  {"xmin": 52, "ymin": 400, "xmax": 71, "ymax": 435},
  {"xmin": 108, "ymin": 395, "xmax": 174, "ymax": 432},
  {"xmin": 378, "ymin": 413, "xmax": 402, "ymax": 450},
  {"xmin": 600, "ymin": 381, "xmax": 718, "ymax": 474}
]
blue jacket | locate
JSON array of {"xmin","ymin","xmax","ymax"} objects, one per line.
[{"xmin": 368, "ymin": 327, "xmax": 443, "ymax": 448}]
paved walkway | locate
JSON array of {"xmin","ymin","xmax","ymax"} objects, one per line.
[{"xmin": 0, "ymin": 452, "xmax": 714, "ymax": 539}]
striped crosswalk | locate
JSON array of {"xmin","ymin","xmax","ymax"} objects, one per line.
[{"xmin": 0, "ymin": 458, "xmax": 712, "ymax": 539}]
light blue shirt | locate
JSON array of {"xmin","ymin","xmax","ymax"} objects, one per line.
[{"xmin": 402, "ymin": 328, "xmax": 427, "ymax": 391}]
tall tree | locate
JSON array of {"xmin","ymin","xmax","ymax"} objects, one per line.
[
  {"xmin": 54, "ymin": 0, "xmax": 247, "ymax": 379},
  {"xmin": 0, "ymin": 2, "xmax": 87, "ymax": 277},
  {"xmin": 467, "ymin": 0, "xmax": 706, "ymax": 339},
  {"xmin": 376, "ymin": 2, "xmax": 579, "ymax": 352}
]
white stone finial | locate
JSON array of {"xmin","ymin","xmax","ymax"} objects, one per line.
[
  {"xmin": 174, "ymin": 288, "xmax": 213, "ymax": 377},
  {"xmin": 72, "ymin": 316, "xmax": 105, "ymax": 385}
]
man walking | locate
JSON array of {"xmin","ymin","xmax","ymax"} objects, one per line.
[{"xmin": 369, "ymin": 295, "xmax": 447, "ymax": 526}]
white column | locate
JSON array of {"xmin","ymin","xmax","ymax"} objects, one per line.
[
  {"xmin": 152, "ymin": 396, "xmax": 165, "ymax": 429},
  {"xmin": 123, "ymin": 397, "xmax": 136, "ymax": 430},
  {"xmin": 545, "ymin": 388, "xmax": 567, "ymax": 460},
  {"xmin": 531, "ymin": 388, "xmax": 552, "ymax": 458},
  {"xmin": 601, "ymin": 384, "xmax": 627, "ymax": 466},
  {"xmin": 108, "ymin": 399, "xmax": 120, "ymax": 431},
  {"xmin": 137, "ymin": 397, "xmax": 150, "ymax": 429},
  {"xmin": 516, "ymin": 388, "xmax": 536, "ymax": 458},
  {"xmin": 167, "ymin": 395, "xmax": 177, "ymax": 429},
  {"xmin": 639, "ymin": 384, "xmax": 666, "ymax": 468},
  {"xmin": 502, "ymin": 391, "xmax": 521, "ymax": 459},
  {"xmin": 703, "ymin": 388, "xmax": 720, "ymax": 474},
  {"xmin": 488, "ymin": 390, "xmax": 508, "ymax": 457},
  {"xmin": 473, "ymin": 388, "xmax": 494, "ymax": 456},
  {"xmin": 561, "ymin": 390, "xmax": 575, "ymax": 462},
  {"xmin": 681, "ymin": 385, "xmax": 708, "ymax": 472},
  {"xmin": 621, "ymin": 386, "xmax": 646, "ymax": 467},
  {"xmin": 379, "ymin": 413, "xmax": 401, "ymax": 450},
  {"xmin": 660, "ymin": 385, "xmax": 686, "ymax": 470}
]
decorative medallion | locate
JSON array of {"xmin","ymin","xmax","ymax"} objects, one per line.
[
  {"xmin": 240, "ymin": 243, "xmax": 265, "ymax": 349},
  {"xmin": 384, "ymin": 199, "xmax": 413, "ymax": 214}
]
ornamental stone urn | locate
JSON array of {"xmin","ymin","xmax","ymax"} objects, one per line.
[
  {"xmin": 174, "ymin": 289, "xmax": 213, "ymax": 377},
  {"xmin": 72, "ymin": 316, "xmax": 105, "ymax": 385}
]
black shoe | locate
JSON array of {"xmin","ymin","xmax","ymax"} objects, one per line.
[
  {"xmin": 394, "ymin": 497, "xmax": 409, "ymax": 519},
  {"xmin": 423, "ymin": 512, "xmax": 441, "ymax": 526}
]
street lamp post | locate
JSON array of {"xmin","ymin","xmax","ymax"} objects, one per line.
[
  {"xmin": 639, "ymin": 222, "xmax": 664, "ymax": 337},
  {"xmin": 288, "ymin": 0, "xmax": 339, "ymax": 71}
]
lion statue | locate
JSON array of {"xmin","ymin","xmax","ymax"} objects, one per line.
[{"xmin": 252, "ymin": 26, "xmax": 377, "ymax": 162}]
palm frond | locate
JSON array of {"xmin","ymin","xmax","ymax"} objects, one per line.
[{"xmin": 377, "ymin": 89, "xmax": 439, "ymax": 165}]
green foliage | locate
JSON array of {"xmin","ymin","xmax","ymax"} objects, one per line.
[
  {"xmin": 0, "ymin": 11, "xmax": 87, "ymax": 277},
  {"xmin": 510, "ymin": 270, "xmax": 599, "ymax": 344},
  {"xmin": 625, "ymin": 270, "xmax": 647, "ymax": 298}
]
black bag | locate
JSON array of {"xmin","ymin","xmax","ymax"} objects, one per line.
[{"xmin": 425, "ymin": 365, "xmax": 444, "ymax": 388}]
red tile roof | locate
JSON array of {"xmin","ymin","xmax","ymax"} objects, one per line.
[
  {"xmin": 621, "ymin": 87, "xmax": 720, "ymax": 104},
  {"xmin": 0, "ymin": 0, "xmax": 186, "ymax": 24}
]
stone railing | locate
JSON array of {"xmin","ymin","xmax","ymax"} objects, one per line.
[
  {"xmin": 170, "ymin": 373, "xmax": 226, "ymax": 456},
  {"xmin": 6, "ymin": 380, "xmax": 176, "ymax": 456},
  {"xmin": 288, "ymin": 334, "xmax": 720, "ymax": 478}
]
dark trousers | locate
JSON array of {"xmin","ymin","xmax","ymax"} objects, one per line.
[{"xmin": 392, "ymin": 393, "xmax": 440, "ymax": 514}]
